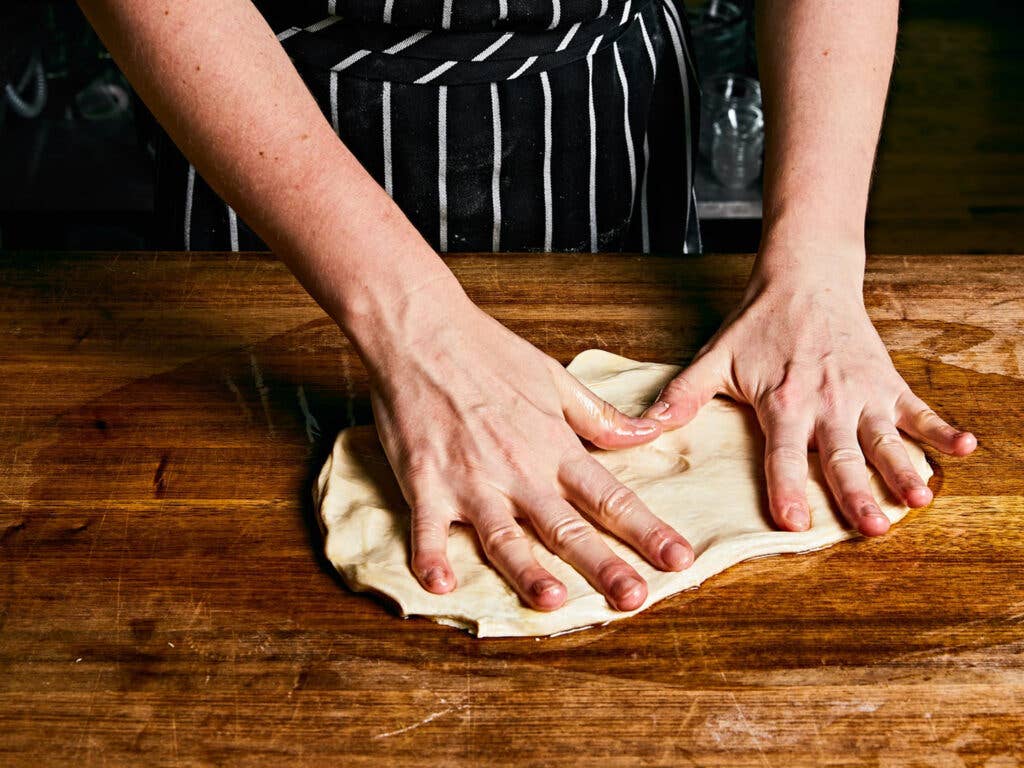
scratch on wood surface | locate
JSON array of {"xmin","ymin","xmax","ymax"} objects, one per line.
[
  {"xmin": 71, "ymin": 667, "xmax": 105, "ymax": 760},
  {"xmin": 113, "ymin": 461, "xmax": 134, "ymax": 648},
  {"xmin": 171, "ymin": 712, "xmax": 179, "ymax": 763},
  {"xmin": 249, "ymin": 353, "xmax": 275, "ymax": 436},
  {"xmin": 373, "ymin": 705, "xmax": 466, "ymax": 740},
  {"xmin": 296, "ymin": 386, "xmax": 320, "ymax": 443},
  {"xmin": 678, "ymin": 696, "xmax": 700, "ymax": 731},
  {"xmin": 88, "ymin": 449, "xmax": 133, "ymax": 557},
  {"xmin": 223, "ymin": 370, "xmax": 255, "ymax": 424},
  {"xmin": 728, "ymin": 692, "xmax": 771, "ymax": 768},
  {"xmin": 231, "ymin": 630, "xmax": 240, "ymax": 745}
]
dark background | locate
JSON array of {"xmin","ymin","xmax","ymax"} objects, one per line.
[{"xmin": 0, "ymin": 0, "xmax": 1020, "ymax": 253}]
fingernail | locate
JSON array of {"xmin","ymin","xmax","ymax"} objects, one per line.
[
  {"xmin": 905, "ymin": 485, "xmax": 932, "ymax": 506},
  {"xmin": 424, "ymin": 567, "xmax": 449, "ymax": 589},
  {"xmin": 956, "ymin": 431, "xmax": 978, "ymax": 452},
  {"xmin": 643, "ymin": 401, "xmax": 672, "ymax": 421},
  {"xmin": 661, "ymin": 540, "xmax": 693, "ymax": 570},
  {"xmin": 785, "ymin": 504, "xmax": 810, "ymax": 531},
  {"xmin": 531, "ymin": 579, "xmax": 563, "ymax": 600}
]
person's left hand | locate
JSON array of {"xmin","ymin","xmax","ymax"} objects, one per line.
[{"xmin": 641, "ymin": 245, "xmax": 977, "ymax": 536}]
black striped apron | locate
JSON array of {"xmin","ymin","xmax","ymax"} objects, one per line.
[{"xmin": 154, "ymin": 0, "xmax": 702, "ymax": 254}]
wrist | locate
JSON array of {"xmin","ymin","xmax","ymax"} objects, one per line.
[
  {"xmin": 750, "ymin": 227, "xmax": 866, "ymax": 293},
  {"xmin": 743, "ymin": 246, "xmax": 866, "ymax": 314},
  {"xmin": 340, "ymin": 266, "xmax": 476, "ymax": 380}
]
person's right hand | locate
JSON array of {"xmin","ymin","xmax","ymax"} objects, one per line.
[{"xmin": 355, "ymin": 277, "xmax": 695, "ymax": 612}]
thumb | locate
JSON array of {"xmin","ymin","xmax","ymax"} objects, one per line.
[
  {"xmin": 554, "ymin": 368, "xmax": 663, "ymax": 450},
  {"xmin": 641, "ymin": 347, "xmax": 728, "ymax": 429}
]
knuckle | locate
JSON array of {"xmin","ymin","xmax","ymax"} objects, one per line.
[
  {"xmin": 825, "ymin": 446, "xmax": 864, "ymax": 470},
  {"xmin": 639, "ymin": 523, "xmax": 672, "ymax": 551},
  {"xmin": 557, "ymin": 448, "xmax": 594, "ymax": 482},
  {"xmin": 595, "ymin": 556, "xmax": 632, "ymax": 585},
  {"xmin": 870, "ymin": 431, "xmax": 904, "ymax": 452},
  {"xmin": 661, "ymin": 375, "xmax": 692, "ymax": 400},
  {"xmin": 762, "ymin": 378, "xmax": 803, "ymax": 417},
  {"xmin": 765, "ymin": 444, "xmax": 806, "ymax": 468},
  {"xmin": 596, "ymin": 483, "xmax": 641, "ymax": 525},
  {"xmin": 816, "ymin": 380, "xmax": 843, "ymax": 413},
  {"xmin": 597, "ymin": 398, "xmax": 621, "ymax": 422},
  {"xmin": 481, "ymin": 521, "xmax": 524, "ymax": 558},
  {"xmin": 410, "ymin": 512, "xmax": 441, "ymax": 540},
  {"xmin": 547, "ymin": 515, "xmax": 592, "ymax": 552},
  {"xmin": 915, "ymin": 407, "xmax": 944, "ymax": 428},
  {"xmin": 403, "ymin": 457, "xmax": 437, "ymax": 484},
  {"xmin": 894, "ymin": 470, "xmax": 922, "ymax": 489},
  {"xmin": 592, "ymin": 399, "xmax": 624, "ymax": 438},
  {"xmin": 840, "ymin": 491, "xmax": 873, "ymax": 511}
]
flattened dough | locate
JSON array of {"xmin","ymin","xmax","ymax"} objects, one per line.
[{"xmin": 315, "ymin": 349, "xmax": 931, "ymax": 638}]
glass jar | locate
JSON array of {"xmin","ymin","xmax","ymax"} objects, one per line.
[
  {"xmin": 700, "ymin": 73, "xmax": 761, "ymax": 159},
  {"xmin": 710, "ymin": 103, "xmax": 764, "ymax": 190}
]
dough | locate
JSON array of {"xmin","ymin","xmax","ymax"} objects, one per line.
[{"xmin": 315, "ymin": 349, "xmax": 931, "ymax": 638}]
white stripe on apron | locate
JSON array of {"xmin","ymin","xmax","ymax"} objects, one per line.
[
  {"xmin": 474, "ymin": 32, "xmax": 514, "ymax": 62},
  {"xmin": 227, "ymin": 205, "xmax": 239, "ymax": 252},
  {"xmin": 490, "ymin": 82, "xmax": 503, "ymax": 252},
  {"xmin": 184, "ymin": 164, "xmax": 195, "ymax": 251},
  {"xmin": 332, "ymin": 49, "xmax": 371, "ymax": 71},
  {"xmin": 661, "ymin": 2, "xmax": 692, "ymax": 251},
  {"xmin": 637, "ymin": 12, "xmax": 657, "ymax": 253},
  {"xmin": 385, "ymin": 31, "xmax": 431, "ymax": 55},
  {"xmin": 540, "ymin": 70, "xmax": 554, "ymax": 252},
  {"xmin": 586, "ymin": 35, "xmax": 604, "ymax": 252},
  {"xmin": 548, "ymin": 0, "xmax": 561, "ymax": 30},
  {"xmin": 612, "ymin": 41, "xmax": 638, "ymax": 223},
  {"xmin": 438, "ymin": 85, "xmax": 449, "ymax": 251},
  {"xmin": 329, "ymin": 71, "xmax": 339, "ymax": 133},
  {"xmin": 382, "ymin": 81, "xmax": 393, "ymax": 196}
]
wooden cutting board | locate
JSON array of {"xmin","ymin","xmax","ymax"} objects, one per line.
[{"xmin": 1, "ymin": 251, "xmax": 1021, "ymax": 765}]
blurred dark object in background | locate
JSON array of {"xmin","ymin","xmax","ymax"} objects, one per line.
[
  {"xmin": 686, "ymin": 0, "xmax": 767, "ymax": 242},
  {"xmin": 0, "ymin": 1, "xmax": 1021, "ymax": 253},
  {"xmin": 0, "ymin": 1, "xmax": 154, "ymax": 249}
]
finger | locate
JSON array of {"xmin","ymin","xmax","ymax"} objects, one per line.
[
  {"xmin": 524, "ymin": 494, "xmax": 648, "ymax": 612},
  {"xmin": 641, "ymin": 347, "xmax": 728, "ymax": 429},
  {"xmin": 759, "ymin": 409, "xmax": 813, "ymax": 532},
  {"xmin": 554, "ymin": 367, "xmax": 663, "ymax": 450},
  {"xmin": 473, "ymin": 502, "xmax": 568, "ymax": 611},
  {"xmin": 410, "ymin": 508, "xmax": 457, "ymax": 594},
  {"xmin": 858, "ymin": 412, "xmax": 933, "ymax": 509},
  {"xmin": 559, "ymin": 453, "xmax": 694, "ymax": 571},
  {"xmin": 815, "ymin": 421, "xmax": 891, "ymax": 537},
  {"xmin": 896, "ymin": 390, "xmax": 977, "ymax": 456}
]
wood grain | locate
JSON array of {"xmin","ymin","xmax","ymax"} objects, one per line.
[{"xmin": 1, "ymin": 251, "xmax": 1022, "ymax": 766}]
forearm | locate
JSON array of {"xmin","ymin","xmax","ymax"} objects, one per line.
[
  {"xmin": 77, "ymin": 0, "xmax": 458, "ymax": 345},
  {"xmin": 753, "ymin": 0, "xmax": 898, "ymax": 282}
]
